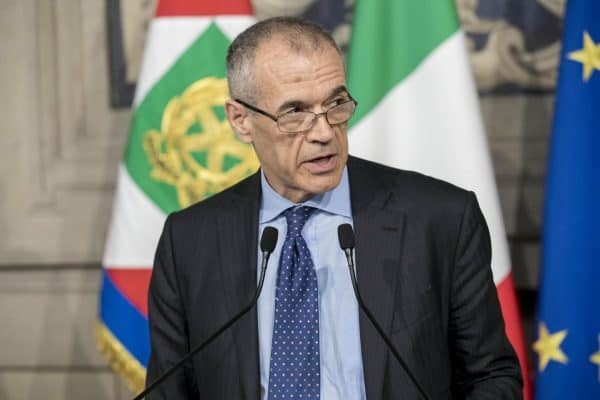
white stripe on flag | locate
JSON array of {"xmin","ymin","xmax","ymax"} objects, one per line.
[
  {"xmin": 134, "ymin": 18, "xmax": 212, "ymax": 106},
  {"xmin": 215, "ymin": 16, "xmax": 256, "ymax": 41},
  {"xmin": 349, "ymin": 31, "xmax": 510, "ymax": 283},
  {"xmin": 102, "ymin": 165, "xmax": 166, "ymax": 268}
]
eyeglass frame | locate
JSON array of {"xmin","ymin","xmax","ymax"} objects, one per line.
[{"xmin": 233, "ymin": 95, "xmax": 358, "ymax": 134}]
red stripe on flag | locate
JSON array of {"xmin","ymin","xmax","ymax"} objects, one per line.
[
  {"xmin": 155, "ymin": 0, "xmax": 252, "ymax": 17},
  {"xmin": 496, "ymin": 272, "xmax": 532, "ymax": 400},
  {"xmin": 105, "ymin": 268, "xmax": 152, "ymax": 317}
]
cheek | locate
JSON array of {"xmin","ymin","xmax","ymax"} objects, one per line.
[
  {"xmin": 285, "ymin": 137, "xmax": 305, "ymax": 165},
  {"xmin": 338, "ymin": 126, "xmax": 349, "ymax": 149},
  {"xmin": 256, "ymin": 135, "xmax": 301, "ymax": 176}
]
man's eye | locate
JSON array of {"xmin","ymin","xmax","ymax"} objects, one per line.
[
  {"xmin": 283, "ymin": 108, "xmax": 301, "ymax": 115},
  {"xmin": 331, "ymin": 97, "xmax": 349, "ymax": 106}
]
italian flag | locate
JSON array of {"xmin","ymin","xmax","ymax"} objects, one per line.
[
  {"xmin": 97, "ymin": 0, "xmax": 256, "ymax": 392},
  {"xmin": 347, "ymin": 1, "xmax": 531, "ymax": 398}
]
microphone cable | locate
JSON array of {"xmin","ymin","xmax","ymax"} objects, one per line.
[
  {"xmin": 338, "ymin": 223, "xmax": 431, "ymax": 400},
  {"xmin": 133, "ymin": 226, "xmax": 278, "ymax": 400}
]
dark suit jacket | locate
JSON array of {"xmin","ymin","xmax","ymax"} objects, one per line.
[{"xmin": 146, "ymin": 156, "xmax": 522, "ymax": 399}]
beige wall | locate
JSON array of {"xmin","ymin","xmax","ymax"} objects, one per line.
[
  {"xmin": 0, "ymin": 269, "xmax": 132, "ymax": 399},
  {"xmin": 0, "ymin": 1, "xmax": 132, "ymax": 398},
  {"xmin": 0, "ymin": 0, "xmax": 552, "ymax": 398},
  {"xmin": 0, "ymin": 0, "xmax": 131, "ymax": 266}
]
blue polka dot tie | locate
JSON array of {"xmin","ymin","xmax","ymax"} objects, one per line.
[{"xmin": 267, "ymin": 206, "xmax": 320, "ymax": 399}]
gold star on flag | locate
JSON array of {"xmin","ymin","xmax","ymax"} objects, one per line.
[
  {"xmin": 591, "ymin": 335, "xmax": 600, "ymax": 382},
  {"xmin": 533, "ymin": 323, "xmax": 568, "ymax": 372},
  {"xmin": 568, "ymin": 31, "xmax": 600, "ymax": 81},
  {"xmin": 592, "ymin": 350, "xmax": 600, "ymax": 367}
]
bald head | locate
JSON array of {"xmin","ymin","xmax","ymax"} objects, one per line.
[{"xmin": 226, "ymin": 17, "xmax": 342, "ymax": 103}]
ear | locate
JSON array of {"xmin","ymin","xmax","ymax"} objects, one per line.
[{"xmin": 225, "ymin": 99, "xmax": 253, "ymax": 144}]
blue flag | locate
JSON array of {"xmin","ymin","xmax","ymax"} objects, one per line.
[{"xmin": 534, "ymin": 0, "xmax": 600, "ymax": 398}]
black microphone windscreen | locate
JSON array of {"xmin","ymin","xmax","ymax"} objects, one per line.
[
  {"xmin": 337, "ymin": 224, "xmax": 355, "ymax": 250},
  {"xmin": 260, "ymin": 226, "xmax": 278, "ymax": 252}
]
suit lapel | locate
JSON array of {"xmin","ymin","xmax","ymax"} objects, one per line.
[
  {"xmin": 217, "ymin": 172, "xmax": 261, "ymax": 400},
  {"xmin": 216, "ymin": 158, "xmax": 407, "ymax": 399},
  {"xmin": 348, "ymin": 157, "xmax": 407, "ymax": 400}
]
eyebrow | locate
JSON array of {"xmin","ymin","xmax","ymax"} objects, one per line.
[
  {"xmin": 275, "ymin": 85, "xmax": 350, "ymax": 114},
  {"xmin": 325, "ymin": 85, "xmax": 350, "ymax": 101}
]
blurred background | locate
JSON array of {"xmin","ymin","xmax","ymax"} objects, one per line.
[{"xmin": 0, "ymin": 0, "xmax": 566, "ymax": 398}]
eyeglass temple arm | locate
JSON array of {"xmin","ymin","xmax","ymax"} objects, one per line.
[{"xmin": 234, "ymin": 98, "xmax": 279, "ymax": 122}]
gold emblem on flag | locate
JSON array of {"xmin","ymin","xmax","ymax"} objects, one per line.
[{"xmin": 143, "ymin": 77, "xmax": 259, "ymax": 208}]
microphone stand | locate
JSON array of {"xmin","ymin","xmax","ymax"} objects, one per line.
[
  {"xmin": 339, "ymin": 224, "xmax": 431, "ymax": 400},
  {"xmin": 133, "ymin": 229, "xmax": 277, "ymax": 400}
]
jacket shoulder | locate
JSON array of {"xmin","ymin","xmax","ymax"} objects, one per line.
[
  {"xmin": 348, "ymin": 156, "xmax": 473, "ymax": 208},
  {"xmin": 166, "ymin": 170, "xmax": 260, "ymax": 228}
]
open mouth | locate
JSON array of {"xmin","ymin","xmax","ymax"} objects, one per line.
[{"xmin": 302, "ymin": 154, "xmax": 337, "ymax": 173}]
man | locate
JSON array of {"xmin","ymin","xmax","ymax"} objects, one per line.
[{"xmin": 146, "ymin": 17, "xmax": 522, "ymax": 399}]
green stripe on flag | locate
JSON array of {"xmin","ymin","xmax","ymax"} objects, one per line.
[
  {"xmin": 347, "ymin": 0, "xmax": 459, "ymax": 126},
  {"xmin": 124, "ymin": 23, "xmax": 231, "ymax": 213}
]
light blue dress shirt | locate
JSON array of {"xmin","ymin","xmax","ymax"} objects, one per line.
[{"xmin": 257, "ymin": 168, "xmax": 367, "ymax": 400}]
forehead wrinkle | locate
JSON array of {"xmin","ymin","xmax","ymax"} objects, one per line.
[
  {"xmin": 258, "ymin": 42, "xmax": 342, "ymax": 77},
  {"xmin": 270, "ymin": 62, "xmax": 345, "ymax": 87},
  {"xmin": 313, "ymin": 65, "xmax": 345, "ymax": 84},
  {"xmin": 254, "ymin": 43, "xmax": 345, "ymax": 109}
]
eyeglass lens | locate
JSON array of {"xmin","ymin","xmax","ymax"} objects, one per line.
[{"xmin": 277, "ymin": 101, "xmax": 356, "ymax": 133}]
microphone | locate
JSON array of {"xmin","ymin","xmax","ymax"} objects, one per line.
[
  {"xmin": 133, "ymin": 226, "xmax": 279, "ymax": 400},
  {"xmin": 337, "ymin": 224, "xmax": 431, "ymax": 400}
]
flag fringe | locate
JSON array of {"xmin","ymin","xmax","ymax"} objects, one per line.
[{"xmin": 95, "ymin": 321, "xmax": 146, "ymax": 393}]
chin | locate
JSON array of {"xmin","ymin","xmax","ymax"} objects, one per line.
[{"xmin": 304, "ymin": 171, "xmax": 343, "ymax": 194}]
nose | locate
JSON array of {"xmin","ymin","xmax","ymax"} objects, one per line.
[{"xmin": 305, "ymin": 112, "xmax": 335, "ymax": 143}]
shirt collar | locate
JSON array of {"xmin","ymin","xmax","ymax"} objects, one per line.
[{"xmin": 259, "ymin": 167, "xmax": 352, "ymax": 224}]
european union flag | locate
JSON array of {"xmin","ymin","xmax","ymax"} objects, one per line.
[{"xmin": 534, "ymin": 0, "xmax": 600, "ymax": 398}]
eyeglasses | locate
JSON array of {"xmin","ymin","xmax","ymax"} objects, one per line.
[{"xmin": 234, "ymin": 96, "xmax": 357, "ymax": 134}]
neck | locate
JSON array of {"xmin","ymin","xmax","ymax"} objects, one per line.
[
  {"xmin": 274, "ymin": 185, "xmax": 315, "ymax": 204},
  {"xmin": 262, "ymin": 174, "xmax": 315, "ymax": 204}
]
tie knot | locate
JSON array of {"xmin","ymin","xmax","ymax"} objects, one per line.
[{"xmin": 284, "ymin": 206, "xmax": 315, "ymax": 236}]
